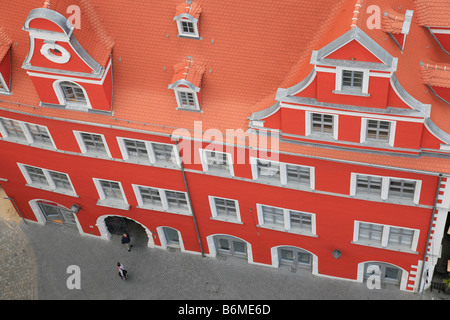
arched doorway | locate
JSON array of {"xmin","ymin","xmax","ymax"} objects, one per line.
[
  {"xmin": 29, "ymin": 199, "xmax": 82, "ymax": 234},
  {"xmin": 96, "ymin": 215, "xmax": 154, "ymax": 248},
  {"xmin": 206, "ymin": 234, "xmax": 252, "ymax": 263},
  {"xmin": 359, "ymin": 261, "xmax": 407, "ymax": 290}
]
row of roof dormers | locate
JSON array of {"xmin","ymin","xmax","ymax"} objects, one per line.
[{"xmin": 0, "ymin": 0, "xmax": 205, "ymax": 114}]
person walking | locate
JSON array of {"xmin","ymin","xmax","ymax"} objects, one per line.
[
  {"xmin": 121, "ymin": 232, "xmax": 132, "ymax": 252},
  {"xmin": 117, "ymin": 262, "xmax": 127, "ymax": 280}
]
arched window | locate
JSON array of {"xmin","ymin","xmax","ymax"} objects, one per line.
[{"xmin": 59, "ymin": 81, "xmax": 87, "ymax": 106}]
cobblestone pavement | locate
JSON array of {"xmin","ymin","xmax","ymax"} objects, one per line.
[
  {"xmin": 0, "ymin": 187, "xmax": 37, "ymax": 300},
  {"xmin": 0, "ymin": 218, "xmax": 37, "ymax": 300}
]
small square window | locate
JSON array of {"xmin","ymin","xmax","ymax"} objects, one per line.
[
  {"xmin": 178, "ymin": 91, "xmax": 196, "ymax": 109},
  {"xmin": 342, "ymin": 70, "xmax": 364, "ymax": 90},
  {"xmin": 311, "ymin": 113, "xmax": 334, "ymax": 135},
  {"xmin": 367, "ymin": 120, "xmax": 391, "ymax": 142}
]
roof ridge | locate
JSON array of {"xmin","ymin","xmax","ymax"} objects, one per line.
[{"xmin": 350, "ymin": 0, "xmax": 363, "ymax": 28}]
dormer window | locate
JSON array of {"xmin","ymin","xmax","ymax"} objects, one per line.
[
  {"xmin": 56, "ymin": 81, "xmax": 89, "ymax": 109},
  {"xmin": 168, "ymin": 57, "xmax": 205, "ymax": 112},
  {"xmin": 174, "ymin": 1, "xmax": 202, "ymax": 39},
  {"xmin": 342, "ymin": 70, "xmax": 364, "ymax": 91},
  {"xmin": 335, "ymin": 67, "xmax": 369, "ymax": 96}
]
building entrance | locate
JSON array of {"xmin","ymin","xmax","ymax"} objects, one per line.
[{"xmin": 104, "ymin": 216, "xmax": 149, "ymax": 247}]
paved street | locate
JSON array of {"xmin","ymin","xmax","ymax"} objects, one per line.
[{"xmin": 0, "ymin": 190, "xmax": 448, "ymax": 301}]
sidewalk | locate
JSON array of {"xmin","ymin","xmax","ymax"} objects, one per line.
[{"xmin": 11, "ymin": 220, "xmax": 448, "ymax": 300}]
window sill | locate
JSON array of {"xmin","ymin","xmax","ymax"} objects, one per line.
[
  {"xmin": 136, "ymin": 205, "xmax": 191, "ymax": 216},
  {"xmin": 333, "ymin": 90, "xmax": 370, "ymax": 97},
  {"xmin": 351, "ymin": 241, "xmax": 418, "ymax": 254},
  {"xmin": 210, "ymin": 217, "xmax": 243, "ymax": 224},
  {"xmin": 25, "ymin": 183, "xmax": 78, "ymax": 198},
  {"xmin": 257, "ymin": 225, "xmax": 317, "ymax": 237},
  {"xmin": 97, "ymin": 199, "xmax": 130, "ymax": 210},
  {"xmin": 177, "ymin": 34, "xmax": 202, "ymax": 40},
  {"xmin": 350, "ymin": 194, "xmax": 418, "ymax": 206},
  {"xmin": 176, "ymin": 107, "xmax": 203, "ymax": 113}
]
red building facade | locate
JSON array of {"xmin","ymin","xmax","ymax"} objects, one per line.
[{"xmin": 0, "ymin": 0, "xmax": 449, "ymax": 293}]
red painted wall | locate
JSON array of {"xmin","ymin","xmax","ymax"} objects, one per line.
[{"xmin": 0, "ymin": 50, "xmax": 11, "ymax": 89}]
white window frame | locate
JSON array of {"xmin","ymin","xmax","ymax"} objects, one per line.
[
  {"xmin": 117, "ymin": 137, "xmax": 181, "ymax": 168},
  {"xmin": 208, "ymin": 196, "xmax": 242, "ymax": 223},
  {"xmin": 74, "ymin": 131, "xmax": 112, "ymax": 158},
  {"xmin": 174, "ymin": 87, "xmax": 200, "ymax": 111},
  {"xmin": 353, "ymin": 220, "xmax": 419, "ymax": 252},
  {"xmin": 256, "ymin": 203, "xmax": 316, "ymax": 236},
  {"xmin": 53, "ymin": 79, "xmax": 92, "ymax": 110},
  {"xmin": 175, "ymin": 18, "xmax": 200, "ymax": 38},
  {"xmin": 0, "ymin": 117, "xmax": 56, "ymax": 149},
  {"xmin": 18, "ymin": 163, "xmax": 77, "ymax": 196},
  {"xmin": 360, "ymin": 118, "xmax": 396, "ymax": 147},
  {"xmin": 350, "ymin": 173, "xmax": 422, "ymax": 204},
  {"xmin": 200, "ymin": 149, "xmax": 234, "ymax": 176},
  {"xmin": 133, "ymin": 184, "xmax": 191, "ymax": 215},
  {"xmin": 250, "ymin": 157, "xmax": 315, "ymax": 190},
  {"xmin": 305, "ymin": 111, "xmax": 339, "ymax": 140},
  {"xmin": 93, "ymin": 178, "xmax": 129, "ymax": 210},
  {"xmin": 335, "ymin": 67, "xmax": 370, "ymax": 96}
]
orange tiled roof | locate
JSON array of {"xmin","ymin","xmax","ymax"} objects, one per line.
[
  {"xmin": 0, "ymin": 0, "xmax": 449, "ymax": 175},
  {"xmin": 0, "ymin": 26, "xmax": 12, "ymax": 62},
  {"xmin": 171, "ymin": 58, "xmax": 205, "ymax": 89},
  {"xmin": 420, "ymin": 63, "xmax": 450, "ymax": 88},
  {"xmin": 174, "ymin": 1, "xmax": 202, "ymax": 20},
  {"xmin": 48, "ymin": 0, "xmax": 114, "ymax": 67},
  {"xmin": 414, "ymin": 0, "xmax": 450, "ymax": 27},
  {"xmin": 382, "ymin": 10, "xmax": 406, "ymax": 34}
]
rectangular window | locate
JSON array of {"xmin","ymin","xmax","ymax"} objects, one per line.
[
  {"xmin": 311, "ymin": 113, "xmax": 334, "ymax": 135},
  {"xmin": 94, "ymin": 178, "xmax": 129, "ymax": 210},
  {"xmin": 124, "ymin": 139, "xmax": 148, "ymax": 161},
  {"xmin": 388, "ymin": 179, "xmax": 416, "ymax": 201},
  {"xmin": 76, "ymin": 131, "xmax": 110, "ymax": 158},
  {"xmin": 118, "ymin": 138, "xmax": 179, "ymax": 167},
  {"xmin": 356, "ymin": 174, "xmax": 382, "ymax": 197},
  {"xmin": 286, "ymin": 164, "xmax": 310, "ymax": 186},
  {"xmin": 358, "ymin": 222, "xmax": 383, "ymax": 245},
  {"xmin": 388, "ymin": 227, "xmax": 415, "ymax": 249},
  {"xmin": 133, "ymin": 184, "xmax": 190, "ymax": 215},
  {"xmin": 351, "ymin": 173, "xmax": 421, "ymax": 204},
  {"xmin": 367, "ymin": 120, "xmax": 391, "ymax": 142},
  {"xmin": 152, "ymin": 143, "xmax": 176, "ymax": 163},
  {"xmin": 257, "ymin": 204, "xmax": 315, "ymax": 235},
  {"xmin": 0, "ymin": 118, "xmax": 27, "ymax": 141},
  {"xmin": 256, "ymin": 159, "xmax": 280, "ymax": 179},
  {"xmin": 355, "ymin": 221, "xmax": 418, "ymax": 252},
  {"xmin": 178, "ymin": 91, "xmax": 196, "ymax": 109},
  {"xmin": 251, "ymin": 158, "xmax": 314, "ymax": 190},
  {"xmin": 19, "ymin": 164, "xmax": 76, "ymax": 195},
  {"xmin": 138, "ymin": 186, "xmax": 163, "ymax": 207},
  {"xmin": 181, "ymin": 21, "xmax": 195, "ymax": 34},
  {"xmin": 209, "ymin": 196, "xmax": 241, "ymax": 223},
  {"xmin": 26, "ymin": 123, "xmax": 53, "ymax": 145},
  {"xmin": 342, "ymin": 70, "xmax": 364, "ymax": 90},
  {"xmin": 201, "ymin": 149, "xmax": 234, "ymax": 176},
  {"xmin": 165, "ymin": 190, "xmax": 188, "ymax": 211},
  {"xmin": 100, "ymin": 180, "xmax": 124, "ymax": 201}
]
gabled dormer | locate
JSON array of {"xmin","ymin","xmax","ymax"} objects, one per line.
[
  {"xmin": 22, "ymin": 1, "xmax": 114, "ymax": 113},
  {"xmin": 0, "ymin": 26, "xmax": 12, "ymax": 95},
  {"xmin": 382, "ymin": 9, "xmax": 414, "ymax": 52},
  {"xmin": 249, "ymin": 26, "xmax": 450, "ymax": 155},
  {"xmin": 173, "ymin": 0, "xmax": 202, "ymax": 39},
  {"xmin": 168, "ymin": 57, "xmax": 205, "ymax": 112},
  {"xmin": 420, "ymin": 62, "xmax": 450, "ymax": 105}
]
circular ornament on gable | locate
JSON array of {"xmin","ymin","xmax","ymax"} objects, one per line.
[{"xmin": 40, "ymin": 43, "xmax": 71, "ymax": 64}]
